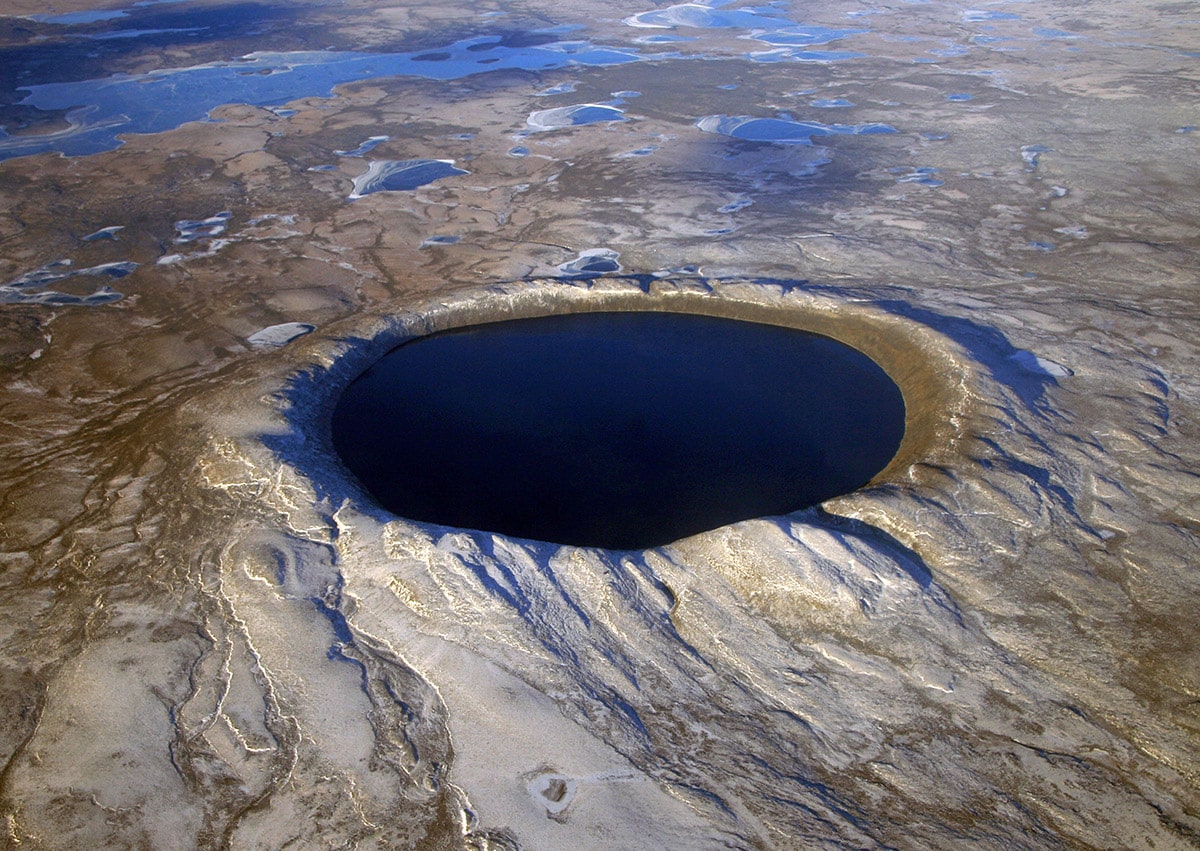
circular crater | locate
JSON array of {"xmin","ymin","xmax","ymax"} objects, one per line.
[{"xmin": 331, "ymin": 309, "xmax": 907, "ymax": 549}]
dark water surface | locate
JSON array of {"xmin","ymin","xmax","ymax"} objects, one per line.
[{"xmin": 332, "ymin": 311, "xmax": 906, "ymax": 549}]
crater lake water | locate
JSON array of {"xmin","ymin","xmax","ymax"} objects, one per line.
[{"xmin": 331, "ymin": 311, "xmax": 906, "ymax": 549}]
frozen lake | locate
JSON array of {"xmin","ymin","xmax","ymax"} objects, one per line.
[{"xmin": 0, "ymin": 0, "xmax": 1198, "ymax": 847}]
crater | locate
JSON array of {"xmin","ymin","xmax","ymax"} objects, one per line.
[{"xmin": 330, "ymin": 305, "xmax": 911, "ymax": 550}]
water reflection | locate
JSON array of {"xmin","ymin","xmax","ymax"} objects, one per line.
[
  {"xmin": 2, "ymin": 37, "xmax": 646, "ymax": 159},
  {"xmin": 348, "ymin": 159, "xmax": 469, "ymax": 198},
  {"xmin": 0, "ymin": 1, "xmax": 886, "ymax": 162},
  {"xmin": 695, "ymin": 114, "xmax": 897, "ymax": 143},
  {"xmin": 526, "ymin": 103, "xmax": 626, "ymax": 131},
  {"xmin": 0, "ymin": 259, "xmax": 134, "ymax": 305},
  {"xmin": 334, "ymin": 135, "xmax": 389, "ymax": 158},
  {"xmin": 557, "ymin": 248, "xmax": 622, "ymax": 276}
]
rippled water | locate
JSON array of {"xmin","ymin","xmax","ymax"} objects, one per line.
[{"xmin": 1, "ymin": 0, "xmax": 1199, "ymax": 847}]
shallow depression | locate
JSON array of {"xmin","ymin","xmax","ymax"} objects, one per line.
[{"xmin": 330, "ymin": 310, "xmax": 906, "ymax": 549}]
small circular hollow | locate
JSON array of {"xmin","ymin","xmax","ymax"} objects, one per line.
[{"xmin": 331, "ymin": 309, "xmax": 906, "ymax": 549}]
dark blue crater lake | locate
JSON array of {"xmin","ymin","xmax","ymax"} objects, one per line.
[{"xmin": 331, "ymin": 311, "xmax": 906, "ymax": 549}]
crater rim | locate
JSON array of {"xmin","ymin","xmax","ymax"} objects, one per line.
[{"xmin": 290, "ymin": 279, "xmax": 972, "ymax": 548}]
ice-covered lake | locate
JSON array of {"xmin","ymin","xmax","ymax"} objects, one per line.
[{"xmin": 0, "ymin": 0, "xmax": 1198, "ymax": 847}]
